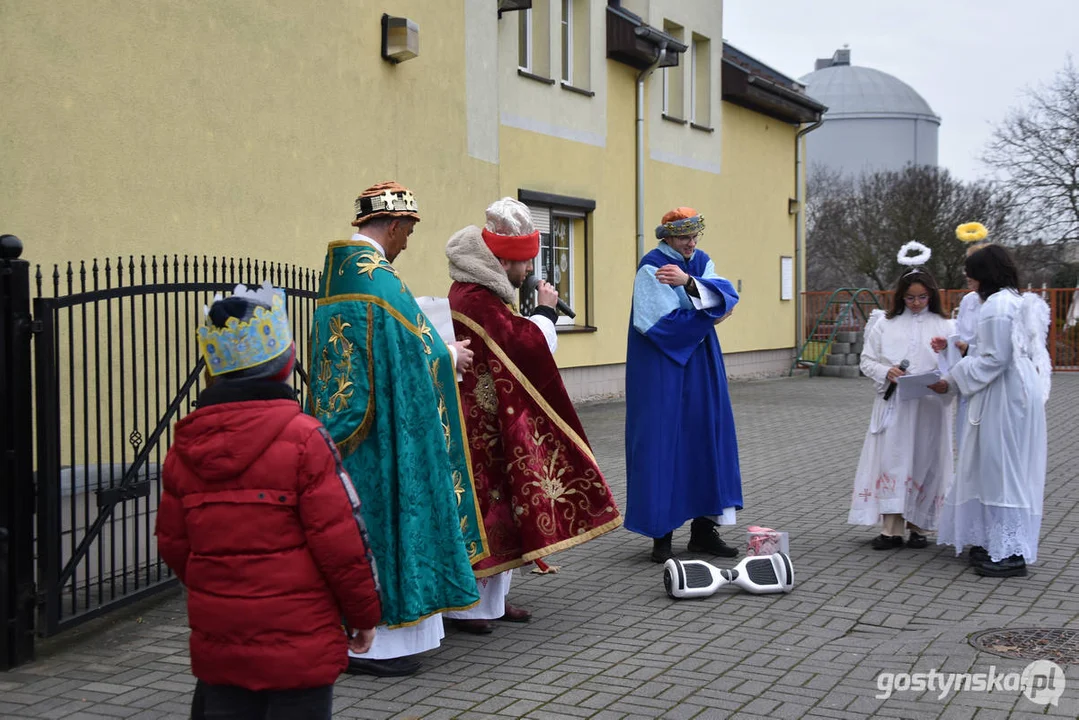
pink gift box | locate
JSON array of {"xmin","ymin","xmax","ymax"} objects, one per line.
[{"xmin": 746, "ymin": 526, "xmax": 789, "ymax": 556}]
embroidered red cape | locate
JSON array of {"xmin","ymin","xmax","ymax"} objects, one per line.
[{"xmin": 448, "ymin": 281, "xmax": 622, "ymax": 577}]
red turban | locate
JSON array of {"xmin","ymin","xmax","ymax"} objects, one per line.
[{"xmin": 481, "ymin": 228, "xmax": 540, "ymax": 261}]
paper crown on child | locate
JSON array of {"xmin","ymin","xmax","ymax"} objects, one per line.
[
  {"xmin": 656, "ymin": 207, "xmax": 705, "ymax": 239},
  {"xmin": 197, "ymin": 282, "xmax": 293, "ymax": 378},
  {"xmin": 955, "ymin": 222, "xmax": 989, "ymax": 243}
]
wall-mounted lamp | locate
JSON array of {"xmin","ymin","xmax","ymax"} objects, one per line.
[{"xmin": 381, "ymin": 14, "xmax": 419, "ymax": 64}]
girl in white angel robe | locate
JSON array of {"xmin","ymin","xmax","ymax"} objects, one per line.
[
  {"xmin": 940, "ymin": 241, "xmax": 989, "ymax": 449},
  {"xmin": 949, "ymin": 291, "xmax": 982, "ymax": 446},
  {"xmin": 848, "ymin": 270, "xmax": 956, "ymax": 548},
  {"xmin": 933, "ymin": 247, "xmax": 1051, "ymax": 576}
]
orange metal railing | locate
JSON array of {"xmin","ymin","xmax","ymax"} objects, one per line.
[{"xmin": 802, "ymin": 288, "xmax": 1079, "ymax": 371}]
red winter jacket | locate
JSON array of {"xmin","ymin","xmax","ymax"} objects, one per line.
[{"xmin": 155, "ymin": 381, "xmax": 381, "ymax": 690}]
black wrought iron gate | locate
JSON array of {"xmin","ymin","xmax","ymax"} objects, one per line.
[
  {"xmin": 2, "ymin": 237, "xmax": 318, "ymax": 667},
  {"xmin": 1, "ymin": 236, "xmax": 36, "ymax": 670}
]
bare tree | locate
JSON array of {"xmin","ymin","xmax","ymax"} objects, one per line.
[
  {"xmin": 804, "ymin": 166, "xmax": 855, "ymax": 290},
  {"xmin": 983, "ymin": 58, "xmax": 1079, "ymax": 244},
  {"xmin": 806, "ymin": 165, "xmax": 1017, "ymax": 290}
]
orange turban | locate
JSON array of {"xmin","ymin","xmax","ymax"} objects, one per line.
[{"xmin": 656, "ymin": 207, "xmax": 705, "ymax": 239}]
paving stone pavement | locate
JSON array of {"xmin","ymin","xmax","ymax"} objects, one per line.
[{"xmin": 3, "ymin": 375, "xmax": 1077, "ymax": 719}]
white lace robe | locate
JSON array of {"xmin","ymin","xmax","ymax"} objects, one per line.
[
  {"xmin": 848, "ymin": 308, "xmax": 956, "ymax": 530},
  {"xmin": 937, "ymin": 290, "xmax": 1051, "ymax": 563}
]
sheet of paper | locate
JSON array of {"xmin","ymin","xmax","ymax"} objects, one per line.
[
  {"xmin": 415, "ymin": 296, "xmax": 461, "ymax": 381},
  {"xmin": 897, "ymin": 371, "xmax": 941, "ymax": 401},
  {"xmin": 937, "ymin": 333, "xmax": 963, "ymax": 375}
]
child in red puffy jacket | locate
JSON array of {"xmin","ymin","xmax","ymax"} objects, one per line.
[{"xmin": 155, "ymin": 283, "xmax": 381, "ymax": 720}]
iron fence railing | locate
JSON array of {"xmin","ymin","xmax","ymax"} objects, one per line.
[
  {"xmin": 802, "ymin": 288, "xmax": 1079, "ymax": 371},
  {"xmin": 31, "ymin": 255, "xmax": 319, "ymax": 635}
]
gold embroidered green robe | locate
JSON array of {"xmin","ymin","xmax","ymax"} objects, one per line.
[{"xmin": 308, "ymin": 239, "xmax": 487, "ymax": 627}]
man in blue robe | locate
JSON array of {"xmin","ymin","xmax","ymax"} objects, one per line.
[{"xmin": 624, "ymin": 207, "xmax": 744, "ymax": 563}]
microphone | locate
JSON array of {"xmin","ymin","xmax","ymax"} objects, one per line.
[
  {"xmin": 523, "ymin": 275, "xmax": 576, "ymax": 319},
  {"xmin": 883, "ymin": 359, "xmax": 909, "ymax": 401}
]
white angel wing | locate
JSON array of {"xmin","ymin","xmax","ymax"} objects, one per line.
[
  {"xmin": 863, "ymin": 308, "xmax": 886, "ymax": 339},
  {"xmin": 1013, "ymin": 293, "xmax": 1052, "ymax": 402}
]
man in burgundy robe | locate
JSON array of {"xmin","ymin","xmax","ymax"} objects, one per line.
[{"xmin": 443, "ymin": 198, "xmax": 622, "ymax": 634}]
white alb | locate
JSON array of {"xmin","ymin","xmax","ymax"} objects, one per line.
[{"xmin": 849, "ymin": 307, "xmax": 956, "ymax": 530}]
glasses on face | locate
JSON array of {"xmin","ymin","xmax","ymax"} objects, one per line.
[{"xmin": 903, "ymin": 294, "xmax": 930, "ymax": 303}]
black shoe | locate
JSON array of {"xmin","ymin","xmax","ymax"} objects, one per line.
[
  {"xmin": 651, "ymin": 532, "xmax": 674, "ymax": 563},
  {"xmin": 346, "ymin": 656, "xmax": 421, "ymax": 677},
  {"xmin": 968, "ymin": 546, "xmax": 989, "ymax": 565},
  {"xmin": 687, "ymin": 518, "xmax": 739, "ymax": 558},
  {"xmin": 448, "ymin": 618, "xmax": 494, "ymax": 635},
  {"xmin": 871, "ymin": 534, "xmax": 904, "ymax": 550},
  {"xmin": 497, "ymin": 603, "xmax": 532, "ymax": 623},
  {"xmin": 975, "ymin": 555, "xmax": 1027, "ymax": 578},
  {"xmin": 906, "ymin": 531, "xmax": 928, "ymax": 549}
]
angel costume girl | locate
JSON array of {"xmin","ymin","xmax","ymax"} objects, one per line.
[
  {"xmin": 936, "ymin": 247, "xmax": 1051, "ymax": 577},
  {"xmin": 951, "ymin": 223, "xmax": 990, "ymax": 452},
  {"xmin": 848, "ymin": 244, "xmax": 956, "ymax": 548}
]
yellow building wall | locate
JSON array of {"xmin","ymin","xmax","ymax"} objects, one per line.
[
  {"xmin": 650, "ymin": 102, "xmax": 800, "ymax": 354},
  {"xmin": 500, "ymin": 77, "xmax": 799, "ymax": 367},
  {"xmin": 3, "ymin": 1, "xmax": 802, "ymax": 371},
  {"xmin": 497, "ymin": 59, "xmax": 640, "ymax": 369},
  {"xmin": 0, "ymin": 0, "xmax": 498, "ymax": 297}
]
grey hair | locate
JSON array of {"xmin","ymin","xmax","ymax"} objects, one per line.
[{"xmin": 484, "ymin": 197, "xmax": 535, "ymax": 236}]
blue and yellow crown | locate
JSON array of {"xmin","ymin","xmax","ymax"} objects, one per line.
[
  {"xmin": 197, "ymin": 287, "xmax": 293, "ymax": 377},
  {"xmin": 655, "ymin": 214, "xmax": 705, "ymax": 239}
]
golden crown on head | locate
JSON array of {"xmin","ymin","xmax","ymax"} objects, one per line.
[{"xmin": 197, "ymin": 285, "xmax": 292, "ymax": 377}]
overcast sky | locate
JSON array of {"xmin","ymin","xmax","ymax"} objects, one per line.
[{"xmin": 723, "ymin": 0, "xmax": 1079, "ymax": 182}]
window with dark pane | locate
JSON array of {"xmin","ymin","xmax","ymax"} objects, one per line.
[{"xmin": 517, "ymin": 200, "xmax": 589, "ymax": 328}]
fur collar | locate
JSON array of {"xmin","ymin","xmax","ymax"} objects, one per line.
[{"xmin": 446, "ymin": 225, "xmax": 517, "ymax": 305}]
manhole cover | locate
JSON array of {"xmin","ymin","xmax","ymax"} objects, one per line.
[{"xmin": 970, "ymin": 628, "xmax": 1079, "ymax": 664}]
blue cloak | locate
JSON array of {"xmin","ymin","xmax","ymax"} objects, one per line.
[{"xmin": 624, "ymin": 242, "xmax": 744, "ymax": 538}]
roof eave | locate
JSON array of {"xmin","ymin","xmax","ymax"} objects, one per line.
[
  {"xmin": 821, "ymin": 110, "xmax": 942, "ymax": 124},
  {"xmin": 606, "ymin": 5, "xmax": 688, "ymax": 70},
  {"xmin": 722, "ymin": 59, "xmax": 827, "ymax": 124}
]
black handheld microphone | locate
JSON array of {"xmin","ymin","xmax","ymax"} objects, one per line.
[
  {"xmin": 883, "ymin": 359, "xmax": 909, "ymax": 400},
  {"xmin": 523, "ymin": 275, "xmax": 576, "ymax": 319}
]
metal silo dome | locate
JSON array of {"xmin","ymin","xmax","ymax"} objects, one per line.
[
  {"xmin": 799, "ymin": 65, "xmax": 939, "ymax": 121},
  {"xmin": 798, "ymin": 48, "xmax": 940, "ymax": 176}
]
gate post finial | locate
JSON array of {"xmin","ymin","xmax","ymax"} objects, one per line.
[{"xmin": 0, "ymin": 234, "xmax": 23, "ymax": 260}]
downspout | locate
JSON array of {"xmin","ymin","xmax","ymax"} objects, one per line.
[
  {"xmin": 636, "ymin": 43, "xmax": 667, "ymax": 264},
  {"xmin": 794, "ymin": 118, "xmax": 823, "ymax": 352}
]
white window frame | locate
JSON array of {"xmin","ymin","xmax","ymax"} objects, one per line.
[
  {"xmin": 548, "ymin": 213, "xmax": 577, "ymax": 325},
  {"xmin": 689, "ymin": 39, "xmax": 697, "ymax": 123},
  {"xmin": 523, "ymin": 204, "xmax": 578, "ymax": 327},
  {"xmin": 561, "ymin": 0, "xmax": 573, "ymax": 84},
  {"xmin": 518, "ymin": 8, "xmax": 533, "ymax": 72},
  {"xmin": 662, "ymin": 66, "xmax": 669, "ymax": 115}
]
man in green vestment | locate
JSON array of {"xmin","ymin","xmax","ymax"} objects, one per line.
[{"xmin": 308, "ymin": 181, "xmax": 488, "ymax": 677}]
